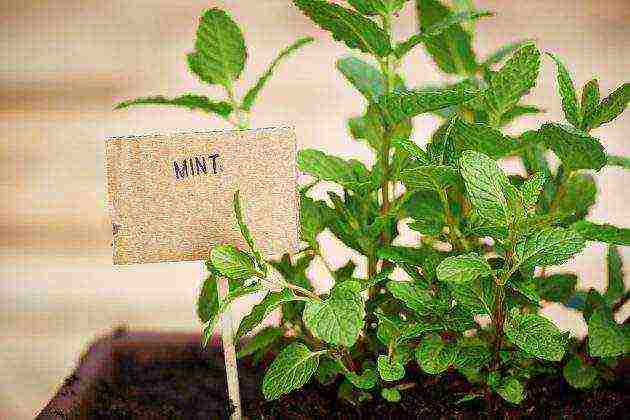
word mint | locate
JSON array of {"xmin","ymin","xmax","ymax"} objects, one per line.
[{"xmin": 173, "ymin": 154, "xmax": 221, "ymax": 180}]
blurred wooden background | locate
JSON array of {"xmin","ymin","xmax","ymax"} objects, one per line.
[{"xmin": 1, "ymin": 0, "xmax": 629, "ymax": 417}]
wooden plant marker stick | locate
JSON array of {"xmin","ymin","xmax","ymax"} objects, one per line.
[{"xmin": 218, "ymin": 276, "xmax": 242, "ymax": 420}]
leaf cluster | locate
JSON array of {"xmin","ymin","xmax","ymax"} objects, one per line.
[{"xmin": 119, "ymin": 1, "xmax": 629, "ymax": 411}]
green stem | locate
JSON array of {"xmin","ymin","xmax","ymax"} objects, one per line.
[
  {"xmin": 225, "ymin": 83, "xmax": 249, "ymax": 129},
  {"xmin": 487, "ymin": 233, "xmax": 518, "ymax": 412},
  {"xmin": 439, "ymin": 189, "xmax": 471, "ymax": 251},
  {"xmin": 279, "ymin": 280, "xmax": 321, "ymax": 301},
  {"xmin": 257, "ymin": 271, "xmax": 321, "ymax": 302},
  {"xmin": 491, "ymin": 284, "xmax": 506, "ymax": 367},
  {"xmin": 368, "ymin": 11, "xmax": 397, "ymax": 300}
]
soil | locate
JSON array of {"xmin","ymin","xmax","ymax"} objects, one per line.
[{"xmin": 40, "ymin": 331, "xmax": 629, "ymax": 419}]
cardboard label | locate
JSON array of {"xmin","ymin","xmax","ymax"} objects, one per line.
[{"xmin": 105, "ymin": 128, "xmax": 299, "ymax": 265}]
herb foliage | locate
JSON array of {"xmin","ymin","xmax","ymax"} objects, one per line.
[{"xmin": 117, "ymin": 0, "xmax": 629, "ymax": 412}]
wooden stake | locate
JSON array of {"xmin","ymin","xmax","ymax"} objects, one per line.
[{"xmin": 218, "ymin": 277, "xmax": 242, "ymax": 420}]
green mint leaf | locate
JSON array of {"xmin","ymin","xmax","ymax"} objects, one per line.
[
  {"xmin": 114, "ymin": 94, "xmax": 233, "ymax": 118},
  {"xmin": 381, "ymin": 387, "xmax": 402, "ymax": 402},
  {"xmin": 297, "ymin": 149, "xmax": 362, "ymax": 191},
  {"xmin": 502, "ymin": 178, "xmax": 527, "ymax": 228},
  {"xmin": 337, "ymin": 56, "xmax": 387, "ymax": 102},
  {"xmin": 300, "ymin": 196, "xmax": 329, "ymax": 248},
  {"xmin": 437, "ymin": 118, "xmax": 524, "ymax": 160},
  {"xmin": 270, "ymin": 253, "xmax": 315, "ymax": 293},
  {"xmin": 520, "ymin": 172, "xmax": 546, "ymax": 210},
  {"xmin": 202, "ymin": 283, "xmax": 262, "ymax": 346},
  {"xmin": 237, "ymin": 327, "xmax": 284, "ymax": 359},
  {"xmin": 404, "ymin": 191, "xmax": 445, "ymax": 236},
  {"xmin": 377, "ymin": 355, "xmax": 405, "ymax": 381},
  {"xmin": 389, "ymin": 152, "xmax": 425, "ymax": 187},
  {"xmin": 316, "ymin": 358, "xmax": 343, "ymax": 385},
  {"xmin": 410, "ymin": 85, "xmax": 467, "ymax": 119},
  {"xmin": 374, "ymin": 81, "xmax": 478, "ymax": 126},
  {"xmin": 236, "ymin": 288, "xmax": 296, "ymax": 339},
  {"xmin": 588, "ymin": 306, "xmax": 626, "ymax": 358},
  {"xmin": 324, "ymin": 201, "xmax": 364, "ymax": 252},
  {"xmin": 583, "ymin": 82, "xmax": 630, "ymax": 130},
  {"xmin": 481, "ymin": 39, "xmax": 535, "ymax": 68},
  {"xmin": 386, "ymin": 281, "xmax": 434, "ymax": 315},
  {"xmin": 496, "ymin": 377, "xmax": 524, "ymax": 405},
  {"xmin": 442, "ymin": 305, "xmax": 477, "ymax": 332},
  {"xmin": 401, "ymin": 260, "xmax": 438, "ymax": 287},
  {"xmin": 303, "ymin": 284, "xmax": 365, "ymax": 347},
  {"xmin": 375, "ymin": 311, "xmax": 402, "ymax": 345},
  {"xmin": 337, "ymin": 380, "xmax": 372, "ymax": 404},
  {"xmin": 197, "ymin": 275, "xmax": 219, "ymax": 323},
  {"xmin": 507, "ymin": 275, "xmax": 541, "ymax": 305},
  {"xmin": 547, "ymin": 53, "xmax": 581, "ymax": 128},
  {"xmin": 347, "ymin": 0, "xmax": 408, "ymax": 16},
  {"xmin": 571, "ymin": 221, "xmax": 630, "ymax": 246},
  {"xmin": 399, "ymin": 165, "xmax": 460, "ymax": 192},
  {"xmin": 415, "ymin": 334, "xmax": 457, "ymax": 374},
  {"xmin": 348, "ymin": 111, "xmax": 385, "ymax": 149},
  {"xmin": 459, "ymin": 150, "xmax": 510, "ymax": 223},
  {"xmin": 563, "ymin": 355, "xmax": 599, "ymax": 389},
  {"xmin": 513, "ymin": 227, "xmax": 585, "ymax": 270},
  {"xmin": 449, "ymin": 276, "xmax": 495, "ymax": 316},
  {"xmin": 395, "ymin": 10, "xmax": 493, "ymax": 59},
  {"xmin": 436, "ymin": 253, "xmax": 491, "ymax": 284},
  {"xmin": 233, "ymin": 190, "xmax": 264, "ymax": 269},
  {"xmin": 580, "ymin": 79, "xmax": 600, "ymax": 128},
  {"xmin": 519, "ymin": 142, "xmax": 553, "ymax": 209},
  {"xmin": 534, "ymin": 123, "xmax": 606, "ymax": 171},
  {"xmin": 242, "ymin": 36, "xmax": 314, "ymax": 111},
  {"xmin": 262, "ymin": 343, "xmax": 321, "ymax": 400},
  {"xmin": 604, "ymin": 245, "xmax": 624, "ymax": 305},
  {"xmin": 454, "ymin": 337, "xmax": 491, "ymax": 370},
  {"xmin": 210, "ymin": 245, "xmax": 258, "ymax": 280},
  {"xmin": 582, "ymin": 289, "xmax": 607, "ymax": 322},
  {"xmin": 360, "ymin": 258, "xmax": 394, "ymax": 289},
  {"xmin": 607, "ymin": 154, "xmax": 630, "ymax": 169},
  {"xmin": 377, "ymin": 245, "xmax": 436, "ymax": 267},
  {"xmin": 465, "ymin": 214, "xmax": 508, "ymax": 240},
  {"xmin": 392, "ymin": 138, "xmax": 432, "ymax": 165},
  {"xmin": 332, "ymin": 260, "xmax": 357, "ymax": 282},
  {"xmin": 345, "ymin": 366, "xmax": 378, "ymax": 389},
  {"xmin": 475, "ymin": 43, "xmax": 541, "ymax": 118},
  {"xmin": 499, "ymin": 104, "xmax": 544, "ymax": 127},
  {"xmin": 427, "ymin": 117, "xmax": 458, "ymax": 165},
  {"xmin": 503, "ymin": 310, "xmax": 568, "ymax": 361},
  {"xmin": 415, "ymin": 0, "xmax": 478, "ymax": 74},
  {"xmin": 345, "ymin": 0, "xmax": 381, "ymax": 15},
  {"xmin": 487, "ymin": 371, "xmax": 501, "ymax": 390},
  {"xmin": 187, "ymin": 9, "xmax": 247, "ymax": 87},
  {"xmin": 555, "ymin": 173, "xmax": 597, "ymax": 222},
  {"xmin": 398, "ymin": 321, "xmax": 443, "ymax": 342},
  {"xmin": 534, "ymin": 273, "xmax": 577, "ymax": 304},
  {"xmin": 293, "ymin": 0, "xmax": 391, "ymax": 57}
]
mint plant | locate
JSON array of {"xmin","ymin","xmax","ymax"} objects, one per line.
[{"xmin": 117, "ymin": 0, "xmax": 629, "ymax": 413}]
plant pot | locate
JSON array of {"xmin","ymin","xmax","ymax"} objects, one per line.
[
  {"xmin": 39, "ymin": 328, "xmax": 629, "ymax": 419},
  {"xmin": 37, "ymin": 328, "xmax": 244, "ymax": 419}
]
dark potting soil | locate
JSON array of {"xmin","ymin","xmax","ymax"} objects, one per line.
[{"xmin": 84, "ymin": 351, "xmax": 630, "ymax": 419}]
